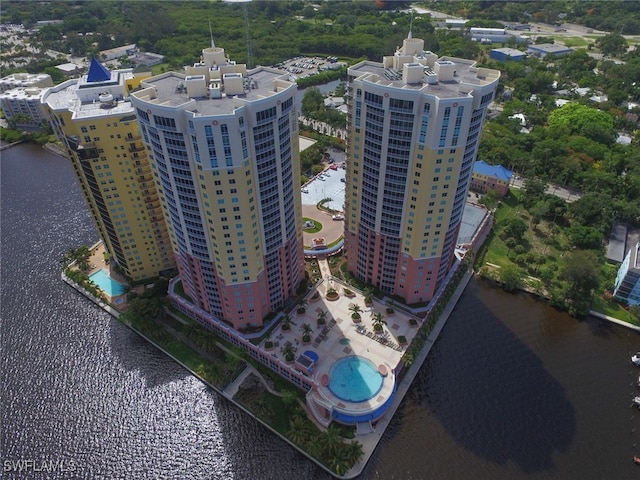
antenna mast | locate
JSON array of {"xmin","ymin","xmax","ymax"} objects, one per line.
[
  {"xmin": 408, "ymin": 10, "xmax": 413, "ymax": 39},
  {"xmin": 244, "ymin": 3, "xmax": 253, "ymax": 68},
  {"xmin": 209, "ymin": 19, "xmax": 215, "ymax": 48}
]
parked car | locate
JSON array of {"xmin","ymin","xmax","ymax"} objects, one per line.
[{"xmin": 332, "ymin": 214, "xmax": 344, "ymax": 221}]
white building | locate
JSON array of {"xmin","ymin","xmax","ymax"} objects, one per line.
[
  {"xmin": 0, "ymin": 86, "xmax": 48, "ymax": 126},
  {"xmin": 0, "ymin": 72, "xmax": 53, "ymax": 93}
]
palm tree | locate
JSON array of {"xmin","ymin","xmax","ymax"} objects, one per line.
[
  {"xmin": 317, "ymin": 309, "xmax": 327, "ymax": 326},
  {"xmin": 363, "ymin": 287, "xmax": 374, "ymax": 306},
  {"xmin": 254, "ymin": 394, "xmax": 272, "ymax": 419},
  {"xmin": 206, "ymin": 363, "xmax": 224, "ymax": 385},
  {"xmin": 297, "ymin": 297, "xmax": 308, "ymax": 314},
  {"xmin": 372, "ymin": 311, "xmax": 386, "ymax": 332},
  {"xmin": 345, "ymin": 440, "xmax": 365, "ymax": 465},
  {"xmin": 328, "ymin": 448, "xmax": 350, "ymax": 476},
  {"xmin": 281, "ymin": 313, "xmax": 292, "ymax": 331},
  {"xmin": 305, "ymin": 436, "xmax": 323, "ymax": 458},
  {"xmin": 288, "ymin": 414, "xmax": 308, "ymax": 445},
  {"xmin": 283, "ymin": 343, "xmax": 295, "ymax": 362},
  {"xmin": 281, "ymin": 389, "xmax": 299, "ymax": 408},
  {"xmin": 403, "ymin": 351, "xmax": 414, "ymax": 367},
  {"xmin": 301, "ymin": 323, "xmax": 313, "ymax": 342},
  {"xmin": 147, "ymin": 295, "xmax": 168, "ymax": 321},
  {"xmin": 321, "ymin": 424, "xmax": 343, "ymax": 457},
  {"xmin": 349, "ymin": 304, "xmax": 362, "ymax": 320}
]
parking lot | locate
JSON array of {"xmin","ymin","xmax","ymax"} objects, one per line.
[{"xmin": 275, "ymin": 56, "xmax": 344, "ymax": 79}]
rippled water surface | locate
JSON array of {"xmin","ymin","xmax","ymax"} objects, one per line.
[{"xmin": 3, "ymin": 144, "xmax": 640, "ymax": 480}]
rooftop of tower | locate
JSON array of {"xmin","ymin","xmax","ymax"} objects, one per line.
[
  {"xmin": 349, "ymin": 34, "xmax": 500, "ymax": 99},
  {"xmin": 42, "ymin": 68, "xmax": 139, "ymax": 120},
  {"xmin": 133, "ymin": 66, "xmax": 296, "ymax": 116},
  {"xmin": 349, "ymin": 56, "xmax": 499, "ymax": 99}
]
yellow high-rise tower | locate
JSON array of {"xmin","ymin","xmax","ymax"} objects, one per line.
[{"xmin": 42, "ymin": 59, "xmax": 176, "ymax": 281}]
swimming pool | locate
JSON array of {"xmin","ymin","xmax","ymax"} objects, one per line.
[
  {"xmin": 328, "ymin": 356, "xmax": 383, "ymax": 403},
  {"xmin": 89, "ymin": 269, "xmax": 125, "ymax": 297}
]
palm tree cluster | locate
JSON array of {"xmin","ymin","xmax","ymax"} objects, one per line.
[{"xmin": 287, "ymin": 410, "xmax": 364, "ymax": 475}]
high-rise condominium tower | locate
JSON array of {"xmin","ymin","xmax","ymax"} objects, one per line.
[
  {"xmin": 130, "ymin": 45, "xmax": 303, "ymax": 330},
  {"xmin": 345, "ymin": 35, "xmax": 500, "ymax": 304},
  {"xmin": 42, "ymin": 59, "xmax": 176, "ymax": 281}
]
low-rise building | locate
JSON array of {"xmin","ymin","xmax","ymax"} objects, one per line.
[
  {"xmin": 490, "ymin": 48, "xmax": 526, "ymax": 62},
  {"xmin": 614, "ymin": 242, "xmax": 640, "ymax": 306},
  {"xmin": 527, "ymin": 43, "xmax": 573, "ymax": 58},
  {"xmin": 470, "ymin": 160, "xmax": 513, "ymax": 197},
  {"xmin": 99, "ymin": 44, "xmax": 138, "ymax": 61},
  {"xmin": 0, "ymin": 86, "xmax": 48, "ymax": 126},
  {"xmin": 0, "ymin": 73, "xmax": 53, "ymax": 93}
]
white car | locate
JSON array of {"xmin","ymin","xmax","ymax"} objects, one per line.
[
  {"xmin": 332, "ymin": 214, "xmax": 344, "ymax": 221},
  {"xmin": 301, "ymin": 188, "xmax": 308, "ymax": 194},
  {"xmin": 632, "ymin": 352, "xmax": 640, "ymax": 366}
]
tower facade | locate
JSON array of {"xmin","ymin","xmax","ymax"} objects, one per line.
[
  {"xmin": 130, "ymin": 46, "xmax": 303, "ymax": 330},
  {"xmin": 42, "ymin": 58, "xmax": 176, "ymax": 281},
  {"xmin": 345, "ymin": 35, "xmax": 500, "ymax": 304}
]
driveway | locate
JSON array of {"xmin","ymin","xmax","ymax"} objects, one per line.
[{"xmin": 302, "ymin": 204, "xmax": 345, "ymax": 247}]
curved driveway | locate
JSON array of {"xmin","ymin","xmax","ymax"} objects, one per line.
[{"xmin": 302, "ymin": 204, "xmax": 344, "ymax": 248}]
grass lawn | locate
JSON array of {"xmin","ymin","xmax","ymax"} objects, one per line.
[
  {"xmin": 592, "ymin": 295, "xmax": 639, "ymax": 325},
  {"xmin": 302, "ymin": 217, "xmax": 323, "ymax": 233},
  {"xmin": 560, "ymin": 36, "xmax": 592, "ymax": 47}
]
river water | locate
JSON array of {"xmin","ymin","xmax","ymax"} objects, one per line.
[{"xmin": 2, "ymin": 144, "xmax": 639, "ymax": 479}]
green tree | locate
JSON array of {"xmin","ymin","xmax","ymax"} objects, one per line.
[
  {"xmin": 498, "ymin": 264, "xmax": 523, "ymax": 293},
  {"xmin": 349, "ymin": 304, "xmax": 362, "ymax": 319},
  {"xmin": 345, "ymin": 440, "xmax": 365, "ymax": 465},
  {"xmin": 317, "ymin": 309, "xmax": 327, "ymax": 325},
  {"xmin": 281, "ymin": 313, "xmax": 292, "ymax": 331},
  {"xmin": 372, "ymin": 312, "xmax": 386, "ymax": 332},
  {"xmin": 501, "ymin": 217, "xmax": 528, "ymax": 242},
  {"xmin": 300, "ymin": 323, "xmax": 313, "ymax": 342},
  {"xmin": 596, "ymin": 33, "xmax": 628, "ymax": 58},
  {"xmin": 565, "ymin": 225, "xmax": 604, "ymax": 250},
  {"xmin": 548, "ymin": 103, "xmax": 614, "ymax": 138},
  {"xmin": 322, "ymin": 424, "xmax": 343, "ymax": 457},
  {"xmin": 288, "ymin": 415, "xmax": 308, "ymax": 445},
  {"xmin": 560, "ymin": 250, "xmax": 601, "ymax": 316},
  {"xmin": 305, "ymin": 436, "xmax": 323, "ymax": 458},
  {"xmin": 301, "ymin": 87, "xmax": 324, "ymax": 117}
]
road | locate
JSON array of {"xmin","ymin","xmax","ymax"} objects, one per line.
[{"xmin": 509, "ymin": 176, "xmax": 582, "ymax": 203}]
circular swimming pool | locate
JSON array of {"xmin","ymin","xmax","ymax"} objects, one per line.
[{"xmin": 328, "ymin": 356, "xmax": 383, "ymax": 403}]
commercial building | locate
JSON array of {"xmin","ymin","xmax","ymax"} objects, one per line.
[
  {"xmin": 42, "ymin": 57, "xmax": 176, "ymax": 281},
  {"xmin": 527, "ymin": 43, "xmax": 573, "ymax": 58},
  {"xmin": 614, "ymin": 242, "xmax": 640, "ymax": 306},
  {"xmin": 490, "ymin": 47, "xmax": 526, "ymax": 62},
  {"xmin": 470, "ymin": 160, "xmax": 513, "ymax": 196},
  {"xmin": 129, "ymin": 44, "xmax": 303, "ymax": 330},
  {"xmin": 469, "ymin": 27, "xmax": 526, "ymax": 44},
  {"xmin": 345, "ymin": 33, "xmax": 500, "ymax": 304}
]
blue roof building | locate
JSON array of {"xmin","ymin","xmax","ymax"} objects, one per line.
[
  {"xmin": 490, "ymin": 48, "xmax": 526, "ymax": 62},
  {"xmin": 470, "ymin": 160, "xmax": 513, "ymax": 196}
]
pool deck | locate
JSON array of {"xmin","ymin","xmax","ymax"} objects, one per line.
[
  {"xmin": 261, "ymin": 276, "xmax": 416, "ymax": 421},
  {"xmin": 85, "ymin": 243, "xmax": 133, "ymax": 310}
]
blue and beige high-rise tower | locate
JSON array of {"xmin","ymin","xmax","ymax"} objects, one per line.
[
  {"xmin": 345, "ymin": 34, "xmax": 500, "ymax": 304},
  {"xmin": 130, "ymin": 45, "xmax": 303, "ymax": 330}
]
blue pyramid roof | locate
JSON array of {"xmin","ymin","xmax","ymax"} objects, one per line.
[{"xmin": 87, "ymin": 57, "xmax": 112, "ymax": 83}]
